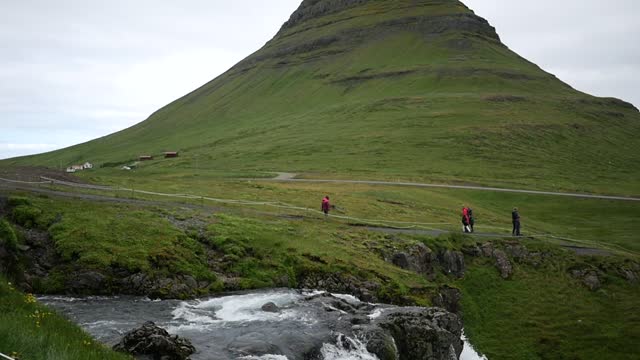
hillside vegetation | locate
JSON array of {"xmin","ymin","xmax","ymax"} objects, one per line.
[{"xmin": 4, "ymin": 0, "xmax": 639, "ymax": 194}]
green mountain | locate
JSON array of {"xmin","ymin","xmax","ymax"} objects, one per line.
[{"xmin": 7, "ymin": 0, "xmax": 640, "ymax": 193}]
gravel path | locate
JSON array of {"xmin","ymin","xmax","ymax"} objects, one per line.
[{"xmin": 255, "ymin": 174, "xmax": 639, "ymax": 202}]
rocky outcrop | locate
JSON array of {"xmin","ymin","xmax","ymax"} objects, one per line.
[
  {"xmin": 492, "ymin": 250, "xmax": 513, "ymax": 279},
  {"xmin": 384, "ymin": 243, "xmax": 464, "ymax": 280},
  {"xmin": 390, "ymin": 243, "xmax": 437, "ymax": 278},
  {"xmin": 280, "ymin": 0, "xmax": 369, "ymax": 31},
  {"xmin": 618, "ymin": 262, "xmax": 639, "ymax": 284},
  {"xmin": 431, "ymin": 286, "xmax": 462, "ymax": 316},
  {"xmin": 119, "ymin": 273, "xmax": 206, "ymax": 299},
  {"xmin": 297, "ymin": 271, "xmax": 380, "ymax": 303},
  {"xmin": 113, "ymin": 321, "xmax": 195, "ymax": 360},
  {"xmin": 438, "ymin": 250, "xmax": 465, "ymax": 279},
  {"xmin": 570, "ymin": 268, "xmax": 603, "ymax": 291},
  {"xmin": 302, "ymin": 293, "xmax": 463, "ymax": 360},
  {"xmin": 373, "ymin": 307, "xmax": 463, "ymax": 360}
]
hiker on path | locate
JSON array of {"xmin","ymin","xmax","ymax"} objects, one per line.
[
  {"xmin": 322, "ymin": 196, "xmax": 331, "ymax": 217},
  {"xmin": 468, "ymin": 207, "xmax": 475, "ymax": 233},
  {"xmin": 512, "ymin": 207, "xmax": 521, "ymax": 236},
  {"xmin": 461, "ymin": 206, "xmax": 471, "ymax": 233}
]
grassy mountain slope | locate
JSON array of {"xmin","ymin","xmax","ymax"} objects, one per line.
[{"xmin": 5, "ymin": 0, "xmax": 640, "ymax": 194}]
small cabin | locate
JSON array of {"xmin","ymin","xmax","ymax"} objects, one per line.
[
  {"xmin": 164, "ymin": 152, "xmax": 179, "ymax": 158},
  {"xmin": 66, "ymin": 167, "xmax": 76, "ymax": 173},
  {"xmin": 139, "ymin": 155, "xmax": 154, "ymax": 161}
]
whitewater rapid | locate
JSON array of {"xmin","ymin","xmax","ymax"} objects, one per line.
[{"xmin": 40, "ymin": 289, "xmax": 487, "ymax": 360}]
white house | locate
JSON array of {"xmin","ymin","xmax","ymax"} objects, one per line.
[
  {"xmin": 66, "ymin": 167, "xmax": 76, "ymax": 173},
  {"xmin": 83, "ymin": 162, "xmax": 93, "ymax": 169}
]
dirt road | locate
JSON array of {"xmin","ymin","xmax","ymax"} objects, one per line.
[{"xmin": 259, "ymin": 176, "xmax": 640, "ymax": 202}]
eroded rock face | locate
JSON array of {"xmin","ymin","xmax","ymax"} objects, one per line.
[
  {"xmin": 119, "ymin": 274, "xmax": 206, "ymax": 299},
  {"xmin": 570, "ymin": 269, "xmax": 602, "ymax": 291},
  {"xmin": 391, "ymin": 243, "xmax": 437, "ymax": 278},
  {"xmin": 492, "ymin": 250, "xmax": 513, "ymax": 279},
  {"xmin": 438, "ymin": 250, "xmax": 465, "ymax": 278},
  {"xmin": 373, "ymin": 307, "xmax": 463, "ymax": 360},
  {"xmin": 299, "ymin": 293, "xmax": 463, "ymax": 360},
  {"xmin": 113, "ymin": 321, "xmax": 195, "ymax": 360},
  {"xmin": 297, "ymin": 272, "xmax": 380, "ymax": 303},
  {"xmin": 431, "ymin": 286, "xmax": 463, "ymax": 315}
]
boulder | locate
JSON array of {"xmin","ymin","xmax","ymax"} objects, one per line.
[
  {"xmin": 391, "ymin": 252, "xmax": 411, "ymax": 269},
  {"xmin": 492, "ymin": 250, "xmax": 513, "ymax": 279},
  {"xmin": 570, "ymin": 269, "xmax": 602, "ymax": 291},
  {"xmin": 438, "ymin": 250, "xmax": 465, "ymax": 278},
  {"xmin": 374, "ymin": 307, "xmax": 463, "ymax": 360},
  {"xmin": 480, "ymin": 242, "xmax": 495, "ymax": 257},
  {"xmin": 461, "ymin": 244, "xmax": 482, "ymax": 257},
  {"xmin": 365, "ymin": 329, "xmax": 399, "ymax": 360},
  {"xmin": 261, "ymin": 302, "xmax": 280, "ymax": 313},
  {"xmin": 68, "ymin": 271, "xmax": 107, "ymax": 294},
  {"xmin": 431, "ymin": 286, "xmax": 462, "ymax": 315},
  {"xmin": 504, "ymin": 242, "xmax": 529, "ymax": 260},
  {"xmin": 390, "ymin": 243, "xmax": 436, "ymax": 278},
  {"xmin": 113, "ymin": 321, "xmax": 195, "ymax": 360}
]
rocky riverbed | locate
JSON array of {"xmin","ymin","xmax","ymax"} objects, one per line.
[{"xmin": 40, "ymin": 289, "xmax": 488, "ymax": 360}]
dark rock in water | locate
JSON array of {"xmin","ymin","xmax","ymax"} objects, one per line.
[
  {"xmin": 113, "ymin": 321, "xmax": 195, "ymax": 360},
  {"xmin": 492, "ymin": 250, "xmax": 513, "ymax": 279},
  {"xmin": 261, "ymin": 302, "xmax": 280, "ymax": 313},
  {"xmin": 68, "ymin": 271, "xmax": 107, "ymax": 294},
  {"xmin": 438, "ymin": 250, "xmax": 465, "ymax": 278},
  {"xmin": 372, "ymin": 307, "xmax": 463, "ymax": 360},
  {"xmin": 297, "ymin": 271, "xmax": 380, "ymax": 303},
  {"xmin": 228, "ymin": 332, "xmax": 282, "ymax": 356},
  {"xmin": 119, "ymin": 274, "xmax": 204, "ymax": 299},
  {"xmin": 365, "ymin": 328, "xmax": 399, "ymax": 360},
  {"xmin": 431, "ymin": 286, "xmax": 463, "ymax": 316}
]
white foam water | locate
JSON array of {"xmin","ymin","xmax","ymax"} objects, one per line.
[
  {"xmin": 461, "ymin": 330, "xmax": 488, "ymax": 360},
  {"xmin": 321, "ymin": 334, "xmax": 380, "ymax": 360},
  {"xmin": 238, "ymin": 355, "xmax": 290, "ymax": 360},
  {"xmin": 40, "ymin": 290, "xmax": 489, "ymax": 360}
]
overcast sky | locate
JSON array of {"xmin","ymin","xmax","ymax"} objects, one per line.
[{"xmin": 1, "ymin": 0, "xmax": 638, "ymax": 160}]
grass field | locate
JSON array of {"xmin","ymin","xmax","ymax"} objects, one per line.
[
  {"xmin": 0, "ymin": 275, "xmax": 131, "ymax": 360},
  {"xmin": 1, "ymin": 0, "xmax": 639, "ymax": 358},
  {"xmin": 1, "ymin": 184, "xmax": 638, "ymax": 359},
  {"xmin": 3, "ymin": 0, "xmax": 639, "ymax": 195}
]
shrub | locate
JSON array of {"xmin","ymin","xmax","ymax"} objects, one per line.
[
  {"xmin": 11, "ymin": 205, "xmax": 43, "ymax": 228},
  {"xmin": 7, "ymin": 196, "xmax": 31, "ymax": 207},
  {"xmin": 0, "ymin": 219, "xmax": 18, "ymax": 251}
]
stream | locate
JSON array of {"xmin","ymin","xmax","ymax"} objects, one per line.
[{"xmin": 40, "ymin": 289, "xmax": 487, "ymax": 360}]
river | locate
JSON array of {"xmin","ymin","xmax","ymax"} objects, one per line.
[{"xmin": 40, "ymin": 289, "xmax": 487, "ymax": 360}]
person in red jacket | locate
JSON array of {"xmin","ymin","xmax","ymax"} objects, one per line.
[
  {"xmin": 321, "ymin": 196, "xmax": 331, "ymax": 217},
  {"xmin": 461, "ymin": 206, "xmax": 470, "ymax": 233}
]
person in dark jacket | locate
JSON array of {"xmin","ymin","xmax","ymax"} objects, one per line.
[
  {"xmin": 468, "ymin": 207, "xmax": 475, "ymax": 233},
  {"xmin": 321, "ymin": 196, "xmax": 331, "ymax": 217},
  {"xmin": 512, "ymin": 207, "xmax": 521, "ymax": 236}
]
